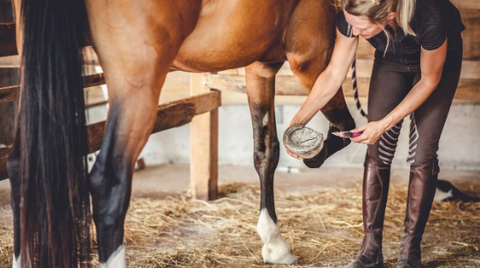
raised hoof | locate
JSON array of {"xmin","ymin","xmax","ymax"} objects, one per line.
[
  {"xmin": 344, "ymin": 255, "xmax": 384, "ymax": 268},
  {"xmin": 303, "ymin": 124, "xmax": 352, "ymax": 168},
  {"xmin": 303, "ymin": 142, "xmax": 328, "ymax": 168},
  {"xmin": 397, "ymin": 258, "xmax": 423, "ymax": 268}
]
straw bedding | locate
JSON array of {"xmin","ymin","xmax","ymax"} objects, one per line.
[{"xmin": 0, "ymin": 182, "xmax": 479, "ymax": 267}]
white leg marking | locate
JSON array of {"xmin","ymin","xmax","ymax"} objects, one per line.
[
  {"xmin": 257, "ymin": 209, "xmax": 297, "ymax": 264},
  {"xmin": 262, "ymin": 111, "xmax": 269, "ymax": 127},
  {"xmin": 12, "ymin": 253, "xmax": 21, "ymax": 268},
  {"xmin": 434, "ymin": 188, "xmax": 453, "ymax": 202},
  {"xmin": 100, "ymin": 244, "xmax": 126, "ymax": 268}
]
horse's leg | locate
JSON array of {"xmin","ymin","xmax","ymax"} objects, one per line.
[
  {"xmin": 7, "ymin": 127, "xmax": 21, "ymax": 267},
  {"xmin": 9, "ymin": 2, "xmax": 22, "ymax": 266},
  {"xmin": 246, "ymin": 61, "xmax": 298, "ymax": 265},
  {"xmin": 285, "ymin": 0, "xmax": 355, "ymax": 168},
  {"xmin": 85, "ymin": 3, "xmax": 201, "ymax": 266},
  {"xmin": 89, "ymin": 70, "xmax": 166, "ymax": 267}
]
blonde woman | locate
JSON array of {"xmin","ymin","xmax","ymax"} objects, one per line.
[{"xmin": 286, "ymin": 0, "xmax": 464, "ymax": 267}]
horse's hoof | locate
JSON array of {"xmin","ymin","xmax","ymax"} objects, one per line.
[
  {"xmin": 283, "ymin": 124, "xmax": 324, "ymax": 159},
  {"xmin": 262, "ymin": 242, "xmax": 298, "ymax": 265}
]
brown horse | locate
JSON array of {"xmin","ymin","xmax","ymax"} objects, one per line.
[{"xmin": 9, "ymin": 0, "xmax": 354, "ymax": 267}]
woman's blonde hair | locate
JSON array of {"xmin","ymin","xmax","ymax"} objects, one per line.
[{"xmin": 336, "ymin": 0, "xmax": 416, "ymax": 52}]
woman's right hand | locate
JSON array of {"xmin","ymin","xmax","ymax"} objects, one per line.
[{"xmin": 285, "ymin": 146, "xmax": 304, "ymax": 160}]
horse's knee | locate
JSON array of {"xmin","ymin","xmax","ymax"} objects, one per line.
[
  {"xmin": 6, "ymin": 158, "xmax": 18, "ymax": 183},
  {"xmin": 288, "ymin": 56, "xmax": 316, "ymax": 76},
  {"xmin": 7, "ymin": 152, "xmax": 20, "ymax": 192},
  {"xmin": 253, "ymin": 138, "xmax": 280, "ymax": 174},
  {"xmin": 246, "ymin": 61, "xmax": 283, "ymax": 79},
  {"xmin": 94, "ymin": 209, "xmax": 126, "ymax": 231}
]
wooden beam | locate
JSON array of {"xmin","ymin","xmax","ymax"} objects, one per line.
[
  {"xmin": 0, "ymin": 22, "xmax": 17, "ymax": 57},
  {"xmin": 205, "ymin": 74, "xmax": 309, "ymax": 95},
  {"xmin": 451, "ymin": 0, "xmax": 480, "ymax": 10},
  {"xmin": 0, "ymin": 146, "xmax": 9, "ymax": 180},
  {"xmin": 0, "ymin": 89, "xmax": 221, "ymax": 181},
  {"xmin": 0, "ymin": 73, "xmax": 106, "ymax": 104},
  {"xmin": 190, "ymin": 73, "xmax": 219, "ymax": 201},
  {"xmin": 0, "ymin": 55, "xmax": 19, "ymax": 68},
  {"xmin": 87, "ymin": 89, "xmax": 220, "ymax": 154}
]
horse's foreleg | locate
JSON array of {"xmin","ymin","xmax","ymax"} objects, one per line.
[
  {"xmin": 7, "ymin": 127, "xmax": 21, "ymax": 268},
  {"xmin": 287, "ymin": 48, "xmax": 355, "ymax": 170},
  {"xmin": 287, "ymin": 50, "xmax": 355, "ymax": 170},
  {"xmin": 285, "ymin": 0, "xmax": 356, "ymax": 168},
  {"xmin": 246, "ymin": 61, "xmax": 298, "ymax": 265}
]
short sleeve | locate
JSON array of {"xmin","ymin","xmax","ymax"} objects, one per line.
[
  {"xmin": 336, "ymin": 12, "xmax": 355, "ymax": 38},
  {"xmin": 420, "ymin": 6, "xmax": 447, "ymax": 50}
]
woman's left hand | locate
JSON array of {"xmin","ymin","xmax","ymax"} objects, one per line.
[{"xmin": 350, "ymin": 120, "xmax": 389, "ymax": 145}]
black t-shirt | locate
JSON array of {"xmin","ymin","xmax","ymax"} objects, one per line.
[{"xmin": 336, "ymin": 0, "xmax": 465, "ymax": 55}]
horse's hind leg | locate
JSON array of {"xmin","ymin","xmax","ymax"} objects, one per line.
[
  {"xmin": 7, "ymin": 127, "xmax": 21, "ymax": 267},
  {"xmin": 86, "ymin": 7, "xmax": 199, "ymax": 268},
  {"xmin": 9, "ymin": 2, "xmax": 22, "ymax": 266},
  {"xmin": 285, "ymin": 0, "xmax": 355, "ymax": 168},
  {"xmin": 246, "ymin": 61, "xmax": 298, "ymax": 265},
  {"xmin": 89, "ymin": 68, "xmax": 166, "ymax": 267}
]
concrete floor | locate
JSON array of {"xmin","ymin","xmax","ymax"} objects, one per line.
[
  {"xmin": 1, "ymin": 164, "xmax": 479, "ymax": 204},
  {"xmin": 128, "ymin": 164, "xmax": 480, "ymax": 202}
]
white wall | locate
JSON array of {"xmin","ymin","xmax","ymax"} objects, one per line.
[
  {"xmin": 86, "ymin": 72, "xmax": 480, "ymax": 171},
  {"xmin": 137, "ymin": 102, "xmax": 480, "ymax": 170}
]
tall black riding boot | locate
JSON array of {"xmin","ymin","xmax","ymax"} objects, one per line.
[
  {"xmin": 344, "ymin": 155, "xmax": 390, "ymax": 268},
  {"xmin": 398, "ymin": 159, "xmax": 439, "ymax": 268}
]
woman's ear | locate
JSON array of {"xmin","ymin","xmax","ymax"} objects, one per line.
[{"xmin": 387, "ymin": 12, "xmax": 396, "ymax": 22}]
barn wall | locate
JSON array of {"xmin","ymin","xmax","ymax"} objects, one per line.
[{"xmin": 131, "ymin": 72, "xmax": 480, "ymax": 171}]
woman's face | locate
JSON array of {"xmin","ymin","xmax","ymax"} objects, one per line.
[{"xmin": 344, "ymin": 10, "xmax": 392, "ymax": 39}]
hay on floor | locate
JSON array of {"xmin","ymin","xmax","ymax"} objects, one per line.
[{"xmin": 1, "ymin": 182, "xmax": 479, "ymax": 267}]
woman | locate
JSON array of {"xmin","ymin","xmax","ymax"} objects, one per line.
[{"xmin": 286, "ymin": 0, "xmax": 464, "ymax": 267}]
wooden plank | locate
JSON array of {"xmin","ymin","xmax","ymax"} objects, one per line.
[
  {"xmin": 0, "ymin": 146, "xmax": 9, "ymax": 180},
  {"xmin": 461, "ymin": 9, "xmax": 480, "ymax": 60},
  {"xmin": 0, "ymin": 55, "xmax": 19, "ymax": 68},
  {"xmin": 0, "ymin": 73, "xmax": 106, "ymax": 104},
  {"xmin": 0, "ymin": 22, "xmax": 17, "ymax": 57},
  {"xmin": 84, "ymin": 73, "xmax": 106, "ymax": 88},
  {"xmin": 205, "ymin": 73, "xmax": 309, "ymax": 95},
  {"xmin": 346, "ymin": 59, "xmax": 480, "ymax": 80},
  {"xmin": 206, "ymin": 65, "xmax": 480, "ymax": 98},
  {"xmin": 0, "ymin": 90, "xmax": 221, "ymax": 181},
  {"xmin": 461, "ymin": 61, "xmax": 480, "ymax": 80},
  {"xmin": 190, "ymin": 73, "xmax": 219, "ymax": 201},
  {"xmin": 87, "ymin": 89, "xmax": 220, "ymax": 154},
  {"xmin": 0, "ymin": 85, "xmax": 18, "ymax": 103},
  {"xmin": 451, "ymin": 0, "xmax": 480, "ymax": 10}
]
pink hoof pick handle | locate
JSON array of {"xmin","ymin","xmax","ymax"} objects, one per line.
[
  {"xmin": 283, "ymin": 124, "xmax": 324, "ymax": 159},
  {"xmin": 332, "ymin": 130, "xmax": 363, "ymax": 139}
]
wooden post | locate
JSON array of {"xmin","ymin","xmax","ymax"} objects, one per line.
[{"xmin": 190, "ymin": 73, "xmax": 218, "ymax": 201}]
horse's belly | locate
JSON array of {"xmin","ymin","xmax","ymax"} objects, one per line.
[{"xmin": 172, "ymin": 0, "xmax": 295, "ymax": 72}]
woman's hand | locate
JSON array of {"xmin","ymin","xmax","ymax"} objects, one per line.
[
  {"xmin": 350, "ymin": 120, "xmax": 389, "ymax": 145},
  {"xmin": 285, "ymin": 147, "xmax": 304, "ymax": 160}
]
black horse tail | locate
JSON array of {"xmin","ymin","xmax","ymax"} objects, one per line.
[{"xmin": 19, "ymin": 0, "xmax": 91, "ymax": 267}]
